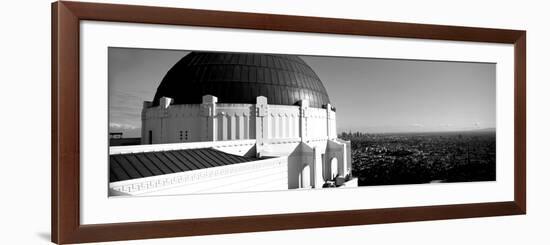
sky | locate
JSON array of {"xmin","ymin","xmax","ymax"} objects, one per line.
[{"xmin": 109, "ymin": 48, "xmax": 495, "ymax": 137}]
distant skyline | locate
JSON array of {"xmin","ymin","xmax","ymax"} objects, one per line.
[{"xmin": 109, "ymin": 48, "xmax": 495, "ymax": 137}]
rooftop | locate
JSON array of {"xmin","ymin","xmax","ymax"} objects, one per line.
[{"xmin": 109, "ymin": 148, "xmax": 258, "ymax": 182}]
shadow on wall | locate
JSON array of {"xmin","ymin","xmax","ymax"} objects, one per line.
[
  {"xmin": 287, "ymin": 142, "xmax": 314, "ymax": 189},
  {"xmin": 245, "ymin": 145, "xmax": 257, "ymax": 158}
]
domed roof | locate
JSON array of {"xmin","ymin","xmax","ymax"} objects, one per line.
[{"xmin": 152, "ymin": 52, "xmax": 330, "ymax": 108}]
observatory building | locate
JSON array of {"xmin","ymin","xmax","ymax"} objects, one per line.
[{"xmin": 109, "ymin": 52, "xmax": 357, "ymax": 196}]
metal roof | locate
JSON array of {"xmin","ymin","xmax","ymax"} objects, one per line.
[
  {"xmin": 109, "ymin": 148, "xmax": 258, "ymax": 182},
  {"xmin": 152, "ymin": 52, "xmax": 331, "ymax": 108}
]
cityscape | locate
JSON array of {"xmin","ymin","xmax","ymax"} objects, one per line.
[{"xmin": 339, "ymin": 129, "xmax": 496, "ymax": 186}]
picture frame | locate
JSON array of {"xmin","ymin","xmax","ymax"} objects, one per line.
[{"xmin": 51, "ymin": 1, "xmax": 526, "ymax": 244}]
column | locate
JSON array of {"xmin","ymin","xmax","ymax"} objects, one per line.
[
  {"xmin": 140, "ymin": 101, "xmax": 152, "ymax": 144},
  {"xmin": 236, "ymin": 115, "xmax": 243, "ymax": 140},
  {"xmin": 312, "ymin": 147, "xmax": 324, "ymax": 188},
  {"xmin": 221, "ymin": 113, "xmax": 228, "ymax": 141},
  {"xmin": 243, "ymin": 115, "xmax": 249, "ymax": 139},
  {"xmin": 159, "ymin": 97, "xmax": 172, "ymax": 143},
  {"xmin": 298, "ymin": 99, "xmax": 309, "ymax": 142},
  {"xmin": 255, "ymin": 96, "xmax": 268, "ymax": 153},
  {"xmin": 326, "ymin": 103, "xmax": 332, "ymax": 139},
  {"xmin": 200, "ymin": 95, "xmax": 217, "ymax": 141}
]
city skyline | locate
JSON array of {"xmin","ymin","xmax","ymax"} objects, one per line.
[{"xmin": 109, "ymin": 48, "xmax": 496, "ymax": 137}]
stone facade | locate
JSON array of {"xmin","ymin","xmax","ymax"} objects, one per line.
[{"xmin": 110, "ymin": 95, "xmax": 354, "ymax": 196}]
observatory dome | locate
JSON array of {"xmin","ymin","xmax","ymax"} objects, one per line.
[{"xmin": 152, "ymin": 52, "xmax": 331, "ymax": 108}]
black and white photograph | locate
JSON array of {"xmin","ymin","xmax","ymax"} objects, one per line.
[{"xmin": 108, "ymin": 48, "xmax": 496, "ymax": 197}]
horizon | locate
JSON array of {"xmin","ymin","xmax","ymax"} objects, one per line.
[
  {"xmin": 337, "ymin": 127, "xmax": 495, "ymax": 135},
  {"xmin": 336, "ymin": 127, "xmax": 496, "ymax": 135}
]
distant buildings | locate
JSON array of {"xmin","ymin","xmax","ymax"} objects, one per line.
[
  {"xmin": 346, "ymin": 132, "xmax": 496, "ymax": 185},
  {"xmin": 109, "ymin": 132, "xmax": 141, "ymax": 146}
]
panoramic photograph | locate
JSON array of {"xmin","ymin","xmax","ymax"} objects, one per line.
[{"xmin": 108, "ymin": 47, "xmax": 496, "ymax": 196}]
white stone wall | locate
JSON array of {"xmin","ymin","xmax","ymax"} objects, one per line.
[
  {"xmin": 141, "ymin": 103, "xmax": 202, "ymax": 144},
  {"xmin": 141, "ymin": 95, "xmax": 338, "ymax": 145},
  {"xmin": 215, "ymin": 104, "xmax": 255, "ymax": 141},
  {"xmin": 305, "ymin": 107, "xmax": 329, "ymax": 139},
  {"xmin": 266, "ymin": 105, "xmax": 300, "ymax": 139}
]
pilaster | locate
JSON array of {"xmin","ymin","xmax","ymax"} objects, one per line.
[
  {"xmin": 298, "ymin": 100, "xmax": 309, "ymax": 142},
  {"xmin": 255, "ymin": 96, "xmax": 268, "ymax": 154},
  {"xmin": 200, "ymin": 95, "xmax": 217, "ymax": 141}
]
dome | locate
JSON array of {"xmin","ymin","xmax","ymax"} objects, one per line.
[{"xmin": 152, "ymin": 52, "xmax": 331, "ymax": 108}]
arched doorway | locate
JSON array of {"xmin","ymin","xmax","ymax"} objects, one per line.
[
  {"xmin": 300, "ymin": 165, "xmax": 311, "ymax": 188},
  {"xmin": 330, "ymin": 157, "xmax": 338, "ymax": 180}
]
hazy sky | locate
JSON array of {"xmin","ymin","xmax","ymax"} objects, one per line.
[{"xmin": 109, "ymin": 48, "xmax": 495, "ymax": 137}]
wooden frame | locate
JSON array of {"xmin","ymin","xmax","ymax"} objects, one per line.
[{"xmin": 51, "ymin": 1, "xmax": 526, "ymax": 244}]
